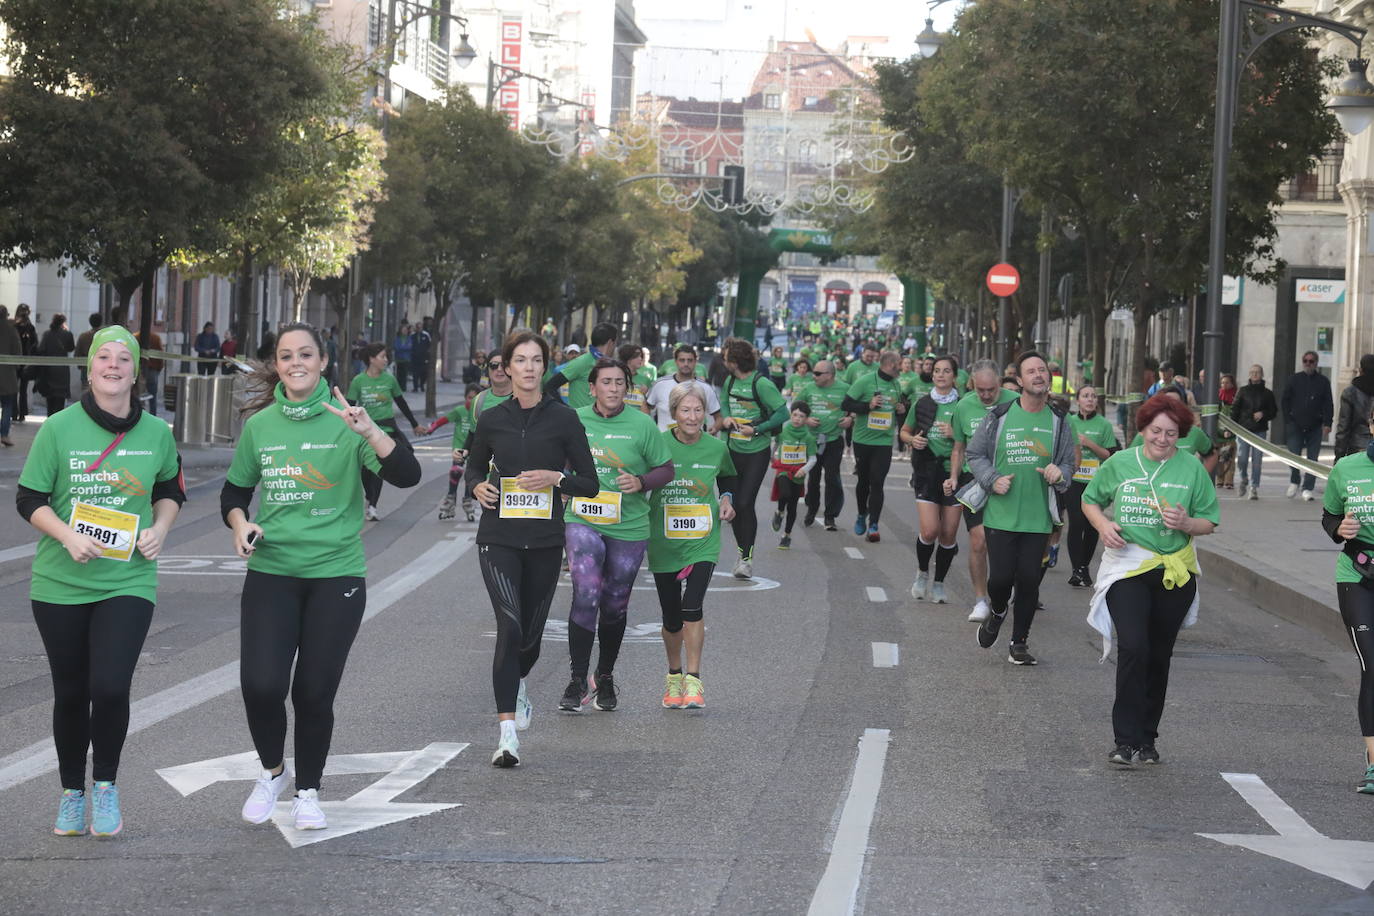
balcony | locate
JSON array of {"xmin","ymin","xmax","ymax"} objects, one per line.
[{"xmin": 1281, "ymin": 143, "xmax": 1343, "ymax": 203}]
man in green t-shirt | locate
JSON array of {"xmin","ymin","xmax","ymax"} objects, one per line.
[
  {"xmin": 544, "ymin": 321, "xmax": 617, "ymax": 408},
  {"xmin": 966, "ymin": 351, "xmax": 1076, "ymax": 665},
  {"xmin": 842, "ymin": 349, "xmax": 904, "ymax": 541},
  {"xmin": 798, "ymin": 359, "xmax": 852, "ymax": 529}
]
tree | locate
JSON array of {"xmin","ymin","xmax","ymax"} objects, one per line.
[
  {"xmin": 0, "ymin": 0, "xmax": 333, "ymax": 347},
  {"xmin": 879, "ymin": 0, "xmax": 1339, "ymax": 386}
]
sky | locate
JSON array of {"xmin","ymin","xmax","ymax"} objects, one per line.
[{"xmin": 634, "ymin": 0, "xmax": 964, "ymax": 99}]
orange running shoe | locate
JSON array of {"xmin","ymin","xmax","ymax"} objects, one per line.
[
  {"xmin": 682, "ymin": 674, "xmax": 705, "ymax": 709},
  {"xmin": 662, "ymin": 672, "xmax": 685, "ymax": 709}
]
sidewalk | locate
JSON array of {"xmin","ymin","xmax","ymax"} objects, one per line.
[{"xmin": 0, "ymin": 378, "xmax": 470, "ymax": 478}]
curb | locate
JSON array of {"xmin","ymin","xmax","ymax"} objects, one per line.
[{"xmin": 1195, "ymin": 541, "xmax": 1347, "ymax": 649}]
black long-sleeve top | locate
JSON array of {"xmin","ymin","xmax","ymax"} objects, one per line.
[{"xmin": 464, "ymin": 393, "xmax": 600, "ymax": 549}]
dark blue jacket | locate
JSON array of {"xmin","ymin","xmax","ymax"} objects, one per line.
[{"xmin": 1281, "ymin": 370, "xmax": 1333, "ymax": 431}]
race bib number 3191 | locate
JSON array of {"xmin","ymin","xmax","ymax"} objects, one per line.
[
  {"xmin": 69, "ymin": 500, "xmax": 139, "ymax": 562},
  {"xmin": 571, "ymin": 490, "xmax": 623, "ymax": 525}
]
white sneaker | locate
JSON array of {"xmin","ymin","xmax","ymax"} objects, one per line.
[
  {"xmin": 492, "ymin": 732, "xmax": 520, "ymax": 768},
  {"xmin": 241, "ymin": 767, "xmax": 291, "ymax": 824},
  {"xmin": 1248, "ymin": 486, "xmax": 1258, "ymax": 501},
  {"xmin": 1286, "ymin": 483, "xmax": 1299, "ymax": 498},
  {"xmin": 1301, "ymin": 489, "xmax": 1314, "ymax": 502},
  {"xmin": 365, "ymin": 504, "xmax": 379, "ymax": 521},
  {"xmin": 292, "ymin": 788, "xmax": 327, "ymax": 830},
  {"xmin": 733, "ymin": 555, "xmax": 753, "ymax": 579},
  {"xmin": 514, "ymin": 680, "xmax": 532, "ymax": 731},
  {"xmin": 911, "ymin": 571, "xmax": 929, "ymax": 600},
  {"xmin": 968, "ymin": 598, "xmax": 991, "ymax": 623},
  {"xmin": 931, "ymin": 581, "xmax": 948, "ymax": 604}
]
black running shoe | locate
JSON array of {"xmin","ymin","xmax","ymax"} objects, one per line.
[
  {"xmin": 803, "ymin": 508, "xmax": 817, "ymax": 528},
  {"xmin": 824, "ymin": 517, "xmax": 838, "ymax": 531},
  {"xmin": 771, "ymin": 510, "xmax": 782, "ymax": 532},
  {"xmin": 1108, "ymin": 745, "xmax": 1136, "ymax": 766},
  {"xmin": 976, "ymin": 609, "xmax": 1006, "ymax": 648},
  {"xmin": 1007, "ymin": 641, "xmax": 1037, "ymax": 665},
  {"xmin": 592, "ymin": 673, "xmax": 618, "ymax": 711},
  {"xmin": 1136, "ymin": 745, "xmax": 1160, "ymax": 765},
  {"xmin": 1067, "ymin": 569, "xmax": 1085, "ymax": 588},
  {"xmin": 559, "ymin": 677, "xmax": 587, "ymax": 712},
  {"xmin": 1080, "ymin": 568, "xmax": 1094, "ymax": 587}
]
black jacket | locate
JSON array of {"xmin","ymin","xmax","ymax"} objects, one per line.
[
  {"xmin": 464, "ymin": 394, "xmax": 599, "ymax": 549},
  {"xmin": 1230, "ymin": 381, "xmax": 1277, "ymax": 434},
  {"xmin": 1336, "ymin": 374, "xmax": 1374, "ymax": 457},
  {"xmin": 1281, "ymin": 370, "xmax": 1333, "ymax": 431}
]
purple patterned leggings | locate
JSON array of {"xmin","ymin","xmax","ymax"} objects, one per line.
[{"xmin": 565, "ymin": 523, "xmax": 648, "ymax": 632}]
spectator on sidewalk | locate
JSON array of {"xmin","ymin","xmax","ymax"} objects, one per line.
[
  {"xmin": 37, "ymin": 314, "xmax": 76, "ymax": 416},
  {"xmin": 194, "ymin": 322, "xmax": 220, "ymax": 376},
  {"xmin": 462, "ymin": 350, "xmax": 485, "ymax": 386},
  {"xmin": 134, "ymin": 328, "xmax": 165, "ymax": 417},
  {"xmin": 0, "ymin": 306, "xmax": 19, "ymax": 446},
  {"xmin": 219, "ymin": 331, "xmax": 238, "ymax": 375},
  {"xmin": 350, "ymin": 331, "xmax": 367, "ymax": 376},
  {"xmin": 410, "ymin": 319, "xmax": 431, "ymax": 394},
  {"xmin": 14, "ymin": 303, "xmax": 37, "ymax": 421},
  {"xmin": 1214, "ymin": 373, "xmax": 1238, "ymax": 490},
  {"xmin": 74, "ymin": 314, "xmax": 103, "ymax": 388},
  {"xmin": 1231, "ymin": 364, "xmax": 1278, "ymax": 500},
  {"xmin": 1335, "ymin": 353, "xmax": 1374, "ymax": 459},
  {"xmin": 1281, "ymin": 350, "xmax": 1333, "ymax": 501},
  {"xmin": 393, "ymin": 323, "xmax": 412, "ymax": 391}
]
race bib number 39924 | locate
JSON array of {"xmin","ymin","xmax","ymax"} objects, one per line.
[
  {"xmin": 499, "ymin": 478, "xmax": 553, "ymax": 519},
  {"xmin": 69, "ymin": 500, "xmax": 140, "ymax": 562}
]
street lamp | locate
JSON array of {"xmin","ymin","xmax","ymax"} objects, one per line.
[
  {"xmin": 486, "ymin": 55, "xmax": 550, "ymax": 111},
  {"xmin": 916, "ymin": 17, "xmax": 944, "ymax": 58},
  {"xmin": 380, "ymin": 0, "xmax": 475, "ymax": 134},
  {"xmin": 1200, "ymin": 1, "xmax": 1374, "ymax": 437}
]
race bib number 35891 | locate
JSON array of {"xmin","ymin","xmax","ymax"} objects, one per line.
[{"xmin": 69, "ymin": 500, "xmax": 140, "ymax": 562}]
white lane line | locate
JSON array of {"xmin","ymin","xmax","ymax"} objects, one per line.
[
  {"xmin": 0, "ymin": 542, "xmax": 36, "ymax": 564},
  {"xmin": 0, "ymin": 534, "xmax": 475, "ymax": 793},
  {"xmin": 865, "ymin": 586, "xmax": 887, "ymax": 602},
  {"xmin": 871, "ymin": 642, "xmax": 899, "ymax": 668},
  {"xmin": 808, "ymin": 728, "xmax": 893, "ymax": 916},
  {"xmin": 845, "ymin": 547, "xmax": 864, "ymax": 560}
]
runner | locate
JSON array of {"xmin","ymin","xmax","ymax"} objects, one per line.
[
  {"xmin": 223, "ymin": 322, "xmax": 422, "ymax": 827},
  {"xmin": 559, "ymin": 358, "xmax": 675, "ymax": 713},
  {"xmin": 649, "ymin": 384, "xmax": 737, "ymax": 709},
  {"xmin": 423, "ymin": 382, "xmax": 481, "ymax": 522},
  {"xmin": 1321, "ymin": 404, "xmax": 1374, "ymax": 793},
  {"xmin": 770, "ymin": 401, "xmax": 817, "ymax": 549},
  {"xmin": 346, "ymin": 342, "xmax": 422, "ymax": 521},
  {"xmin": 466, "ymin": 330, "xmax": 599, "ymax": 767},
  {"xmin": 1065, "ymin": 386, "xmax": 1119, "ymax": 587},
  {"xmin": 647, "ymin": 344, "xmax": 720, "ymax": 431},
  {"xmin": 798, "ymin": 359, "xmax": 851, "ymax": 530},
  {"xmin": 966, "ymin": 351, "xmax": 1075, "ymax": 665},
  {"xmin": 1081, "ymin": 393, "xmax": 1219, "ymax": 766},
  {"xmin": 842, "ymin": 349, "xmax": 904, "ymax": 542},
  {"xmin": 767, "ymin": 345, "xmax": 788, "ymax": 391},
  {"xmin": 719, "ymin": 337, "xmax": 788, "ymax": 577},
  {"xmin": 902, "ymin": 355, "xmax": 962, "ymax": 603},
  {"xmin": 18, "ymin": 326, "xmax": 185, "ymax": 837},
  {"xmin": 543, "ymin": 322, "xmax": 618, "ymax": 408},
  {"xmin": 784, "ymin": 357, "xmax": 812, "ymax": 401},
  {"xmin": 619, "ymin": 343, "xmax": 654, "ymax": 415},
  {"xmin": 472, "ymin": 353, "xmax": 513, "ymax": 420}
]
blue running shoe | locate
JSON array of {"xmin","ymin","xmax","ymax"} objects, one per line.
[
  {"xmin": 853, "ymin": 514, "xmax": 867, "ymax": 536},
  {"xmin": 53, "ymin": 789, "xmax": 85, "ymax": 836},
  {"xmin": 1046, "ymin": 544, "xmax": 1060, "ymax": 568},
  {"xmin": 90, "ymin": 782, "xmax": 121, "ymax": 837}
]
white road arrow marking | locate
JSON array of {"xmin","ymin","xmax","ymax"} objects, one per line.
[
  {"xmin": 1197, "ymin": 772, "xmax": 1374, "ymax": 890},
  {"xmin": 157, "ymin": 742, "xmax": 468, "ymax": 848}
]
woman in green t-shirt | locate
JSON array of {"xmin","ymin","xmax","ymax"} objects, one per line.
[
  {"xmin": 718, "ymin": 337, "xmax": 788, "ymax": 578},
  {"xmin": 18, "ymin": 326, "xmax": 185, "ymax": 837},
  {"xmin": 648, "ymin": 384, "xmax": 738, "ymax": 709},
  {"xmin": 1081, "ymin": 394, "xmax": 1219, "ymax": 768},
  {"xmin": 346, "ymin": 342, "xmax": 422, "ymax": 521},
  {"xmin": 901, "ymin": 355, "xmax": 962, "ymax": 603},
  {"xmin": 1065, "ymin": 386, "xmax": 1120, "ymax": 588},
  {"xmin": 1319, "ymin": 403, "xmax": 1374, "ymax": 794},
  {"xmin": 783, "ymin": 357, "xmax": 812, "ymax": 401},
  {"xmin": 560, "ymin": 358, "xmax": 675, "ymax": 714},
  {"xmin": 222, "ymin": 323, "xmax": 421, "ymax": 831}
]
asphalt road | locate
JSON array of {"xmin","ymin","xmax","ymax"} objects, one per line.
[{"xmin": 1, "ymin": 444, "xmax": 1372, "ymax": 915}]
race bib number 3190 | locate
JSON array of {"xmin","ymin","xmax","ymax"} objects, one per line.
[
  {"xmin": 69, "ymin": 500, "xmax": 140, "ymax": 562},
  {"xmin": 664, "ymin": 503, "xmax": 711, "ymax": 539}
]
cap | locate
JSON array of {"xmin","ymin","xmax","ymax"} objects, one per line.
[{"xmin": 565, "ymin": 344, "xmax": 582, "ymax": 354}]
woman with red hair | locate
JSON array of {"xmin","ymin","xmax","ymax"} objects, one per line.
[{"xmin": 1080, "ymin": 394, "xmax": 1220, "ymax": 768}]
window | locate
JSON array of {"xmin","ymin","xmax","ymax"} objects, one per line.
[
  {"xmin": 764, "ymin": 93, "xmax": 781, "ymax": 110},
  {"xmin": 798, "ymin": 139, "xmax": 818, "ymax": 165},
  {"xmin": 1283, "ymin": 142, "xmax": 1344, "ymax": 202},
  {"xmin": 803, "ymin": 96, "xmax": 819, "ymax": 107}
]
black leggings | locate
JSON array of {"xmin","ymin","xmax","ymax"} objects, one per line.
[
  {"xmin": 33, "ymin": 597, "xmax": 155, "ymax": 789},
  {"xmin": 361, "ymin": 424, "xmax": 411, "ymax": 507},
  {"xmin": 479, "ymin": 543, "xmax": 563, "ymax": 714},
  {"xmin": 239, "ymin": 570, "xmax": 366, "ymax": 790},
  {"xmin": 985, "ymin": 527, "xmax": 1049, "ymax": 643},
  {"xmin": 653, "ymin": 562, "xmax": 716, "ymax": 632},
  {"xmin": 1106, "ymin": 569, "xmax": 1197, "ymax": 748},
  {"xmin": 1337, "ymin": 582, "xmax": 1374, "ymax": 737},
  {"xmin": 853, "ymin": 442, "xmax": 893, "ymax": 524},
  {"xmin": 776, "ymin": 475, "xmax": 803, "ymax": 533},
  {"xmin": 805, "ymin": 439, "xmax": 845, "ymax": 519},
  {"xmin": 728, "ymin": 448, "xmax": 772, "ymax": 557},
  {"xmin": 1065, "ymin": 481, "xmax": 1099, "ymax": 570}
]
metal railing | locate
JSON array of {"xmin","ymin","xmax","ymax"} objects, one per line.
[{"xmin": 1281, "ymin": 143, "xmax": 1344, "ymax": 202}]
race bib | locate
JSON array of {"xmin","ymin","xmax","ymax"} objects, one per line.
[
  {"xmin": 779, "ymin": 443, "xmax": 807, "ymax": 464},
  {"xmin": 625, "ymin": 390, "xmax": 646, "ymax": 408},
  {"xmin": 729, "ymin": 427, "xmax": 753, "ymax": 442},
  {"xmin": 1073, "ymin": 456, "xmax": 1100, "ymax": 483},
  {"xmin": 571, "ymin": 490, "xmax": 623, "ymax": 525},
  {"xmin": 499, "ymin": 477, "xmax": 553, "ymax": 519},
  {"xmin": 69, "ymin": 500, "xmax": 139, "ymax": 562},
  {"xmin": 867, "ymin": 410, "xmax": 893, "ymax": 431},
  {"xmin": 664, "ymin": 503, "xmax": 712, "ymax": 539}
]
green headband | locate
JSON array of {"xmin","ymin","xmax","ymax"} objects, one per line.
[{"xmin": 87, "ymin": 325, "xmax": 141, "ymax": 375}]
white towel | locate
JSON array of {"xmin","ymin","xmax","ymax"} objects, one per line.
[{"xmin": 1088, "ymin": 543, "xmax": 1201, "ymax": 661}]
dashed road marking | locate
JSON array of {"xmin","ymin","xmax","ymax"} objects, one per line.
[
  {"xmin": 865, "ymin": 586, "xmax": 886, "ymax": 602},
  {"xmin": 807, "ymin": 729, "xmax": 892, "ymax": 916},
  {"xmin": 871, "ymin": 642, "xmax": 899, "ymax": 667},
  {"xmin": 845, "ymin": 547, "xmax": 864, "ymax": 560}
]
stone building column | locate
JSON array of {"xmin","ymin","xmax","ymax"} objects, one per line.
[{"xmin": 1338, "ymin": 174, "xmax": 1374, "ymax": 388}]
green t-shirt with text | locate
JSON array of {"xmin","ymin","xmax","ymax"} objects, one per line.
[
  {"xmin": 905, "ymin": 394, "xmax": 959, "ymax": 472},
  {"xmin": 21, "ymin": 405, "xmax": 181, "ymax": 604},
  {"xmin": 648, "ymin": 430, "xmax": 736, "ymax": 572},
  {"xmin": 1324, "ymin": 454, "xmax": 1374, "ymax": 584},
  {"xmin": 572, "ymin": 404, "xmax": 674, "ymax": 541},
  {"xmin": 846, "ymin": 371, "xmax": 903, "ymax": 447},
  {"xmin": 982, "ymin": 401, "xmax": 1057, "ymax": 534},
  {"xmin": 347, "ymin": 371, "xmax": 404, "ymax": 425},
  {"xmin": 721, "ymin": 372, "xmax": 786, "ymax": 454},
  {"xmin": 799, "ymin": 381, "xmax": 848, "ymax": 441},
  {"xmin": 1083, "ymin": 446, "xmax": 1220, "ymax": 556},
  {"xmin": 1070, "ymin": 413, "xmax": 1118, "ymax": 483},
  {"xmin": 951, "ymin": 388, "xmax": 1019, "ymax": 473}
]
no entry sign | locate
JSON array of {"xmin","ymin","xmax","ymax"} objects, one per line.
[{"xmin": 986, "ymin": 263, "xmax": 1020, "ymax": 297}]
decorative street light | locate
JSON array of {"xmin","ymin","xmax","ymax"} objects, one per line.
[
  {"xmin": 916, "ymin": 17, "xmax": 944, "ymax": 59},
  {"xmin": 485, "ymin": 56, "xmax": 551, "ymax": 112},
  {"xmin": 1199, "ymin": 1, "xmax": 1374, "ymax": 437}
]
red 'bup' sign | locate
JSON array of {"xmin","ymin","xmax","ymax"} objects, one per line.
[{"xmin": 986, "ymin": 263, "xmax": 1020, "ymax": 297}]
